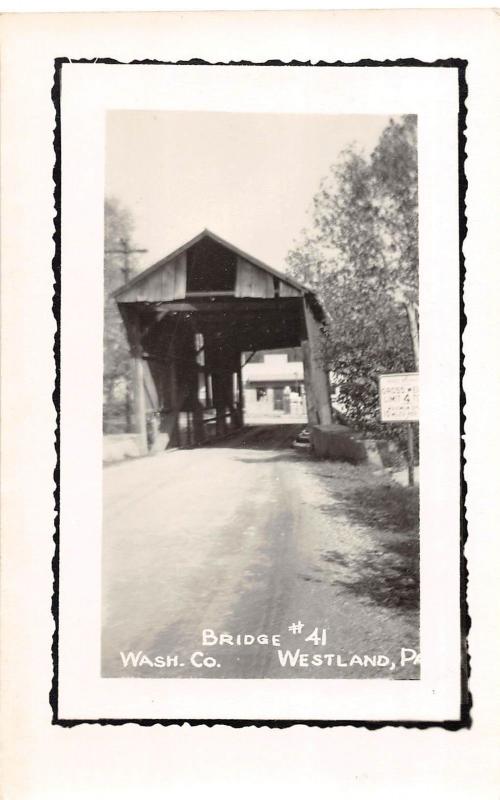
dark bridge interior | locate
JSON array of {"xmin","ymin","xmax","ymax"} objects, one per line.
[{"xmin": 114, "ymin": 230, "xmax": 332, "ymax": 452}]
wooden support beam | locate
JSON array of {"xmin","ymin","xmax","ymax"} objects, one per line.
[
  {"xmin": 303, "ymin": 299, "xmax": 332, "ymax": 426},
  {"xmin": 193, "ymin": 406, "xmax": 205, "ymax": 445},
  {"xmin": 163, "ymin": 354, "xmax": 180, "ymax": 448},
  {"xmin": 126, "ymin": 310, "xmax": 149, "ymax": 455},
  {"xmin": 131, "ymin": 351, "xmax": 148, "ymax": 455},
  {"xmin": 301, "ymin": 340, "xmax": 318, "ymax": 426},
  {"xmin": 118, "ymin": 291, "xmax": 329, "ymax": 449},
  {"xmin": 119, "ymin": 297, "xmax": 303, "ymax": 315},
  {"xmin": 236, "ymin": 366, "xmax": 244, "ymax": 427}
]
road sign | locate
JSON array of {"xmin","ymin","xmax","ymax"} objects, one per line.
[{"xmin": 379, "ymin": 372, "xmax": 419, "ymax": 423}]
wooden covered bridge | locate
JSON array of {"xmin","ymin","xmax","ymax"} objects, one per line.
[{"xmin": 113, "ymin": 230, "xmax": 332, "ymax": 454}]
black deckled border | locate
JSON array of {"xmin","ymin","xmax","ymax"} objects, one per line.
[{"xmin": 51, "ymin": 57, "xmax": 470, "ymax": 729}]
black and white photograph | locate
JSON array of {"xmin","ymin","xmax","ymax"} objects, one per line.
[
  {"xmin": 4, "ymin": 8, "xmax": 500, "ymax": 798},
  {"xmin": 0, "ymin": 44, "xmax": 468, "ymax": 736},
  {"xmin": 48, "ymin": 60, "xmax": 465, "ymax": 723},
  {"xmin": 101, "ymin": 110, "xmax": 421, "ymax": 681}
]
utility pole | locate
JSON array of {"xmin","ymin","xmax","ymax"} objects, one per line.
[
  {"xmin": 105, "ymin": 236, "xmax": 148, "ymax": 283},
  {"xmin": 105, "ymin": 236, "xmax": 148, "ymax": 433},
  {"xmin": 405, "ymin": 300, "xmax": 419, "ymax": 371},
  {"xmin": 404, "ymin": 300, "xmax": 419, "ymax": 487}
]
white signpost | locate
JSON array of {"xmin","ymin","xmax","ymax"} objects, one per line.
[
  {"xmin": 379, "ymin": 372, "xmax": 419, "ymax": 423},
  {"xmin": 379, "ymin": 372, "xmax": 419, "ymax": 486}
]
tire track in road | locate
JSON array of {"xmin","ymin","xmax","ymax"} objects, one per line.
[{"xmin": 102, "ymin": 425, "xmax": 419, "ymax": 680}]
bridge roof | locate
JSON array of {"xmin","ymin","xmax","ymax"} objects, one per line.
[{"xmin": 113, "ymin": 228, "xmax": 309, "ymax": 300}]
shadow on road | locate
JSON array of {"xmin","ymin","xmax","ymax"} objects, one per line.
[
  {"xmin": 316, "ymin": 476, "xmax": 420, "ymax": 613},
  {"xmin": 203, "ymin": 424, "xmax": 306, "ymax": 451},
  {"xmin": 209, "ymin": 425, "xmax": 420, "ymax": 614},
  {"xmin": 344, "ymin": 483, "xmax": 419, "ymax": 534},
  {"xmin": 235, "ymin": 453, "xmax": 304, "ymax": 464},
  {"xmin": 322, "ymin": 539, "xmax": 419, "ymax": 611}
]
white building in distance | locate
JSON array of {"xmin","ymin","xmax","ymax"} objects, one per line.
[{"xmin": 242, "ymin": 349, "xmax": 306, "ymax": 419}]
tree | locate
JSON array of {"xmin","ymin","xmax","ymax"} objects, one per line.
[
  {"xmin": 103, "ymin": 198, "xmax": 142, "ymax": 433},
  {"xmin": 287, "ymin": 116, "xmax": 418, "ymax": 446}
]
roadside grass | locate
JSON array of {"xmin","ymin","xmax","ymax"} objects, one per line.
[
  {"xmin": 324, "ymin": 537, "xmax": 420, "ymax": 611},
  {"xmin": 343, "ymin": 480, "xmax": 419, "ymax": 610},
  {"xmin": 344, "ymin": 483, "xmax": 419, "ymax": 534},
  {"xmin": 313, "ymin": 462, "xmax": 420, "ymax": 612}
]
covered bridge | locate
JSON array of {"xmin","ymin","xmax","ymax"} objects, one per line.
[{"xmin": 113, "ymin": 229, "xmax": 332, "ymax": 453}]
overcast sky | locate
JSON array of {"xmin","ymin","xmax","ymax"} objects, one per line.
[{"xmin": 106, "ymin": 110, "xmax": 393, "ymax": 273}]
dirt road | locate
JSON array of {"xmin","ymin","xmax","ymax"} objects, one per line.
[{"xmin": 102, "ymin": 425, "xmax": 419, "ymax": 679}]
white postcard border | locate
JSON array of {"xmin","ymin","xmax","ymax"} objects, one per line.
[{"xmin": 57, "ymin": 62, "xmax": 461, "ymax": 721}]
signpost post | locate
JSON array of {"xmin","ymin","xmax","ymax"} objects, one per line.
[{"xmin": 379, "ymin": 372, "xmax": 419, "ymax": 486}]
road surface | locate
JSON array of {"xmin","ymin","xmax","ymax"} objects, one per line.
[{"xmin": 102, "ymin": 425, "xmax": 419, "ymax": 679}]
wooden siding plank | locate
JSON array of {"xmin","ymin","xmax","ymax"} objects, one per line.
[
  {"xmin": 264, "ymin": 272, "xmax": 275, "ymax": 298},
  {"xmin": 279, "ymin": 281, "xmax": 300, "ymax": 297},
  {"xmin": 118, "ymin": 254, "xmax": 186, "ymax": 302},
  {"xmin": 235, "ymin": 257, "xmax": 275, "ymax": 298},
  {"xmin": 173, "ymin": 252, "xmax": 187, "ymax": 300},
  {"xmin": 150, "ymin": 269, "xmax": 161, "ymax": 301},
  {"xmin": 163, "ymin": 259, "xmax": 175, "ymax": 300},
  {"xmin": 235, "ymin": 257, "xmax": 252, "ymax": 297},
  {"xmin": 143, "ymin": 359, "xmax": 160, "ymax": 410}
]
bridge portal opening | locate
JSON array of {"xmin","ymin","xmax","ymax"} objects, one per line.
[{"xmin": 113, "ymin": 230, "xmax": 332, "ymax": 454}]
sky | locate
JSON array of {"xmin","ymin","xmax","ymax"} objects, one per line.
[{"xmin": 106, "ymin": 110, "xmax": 393, "ymax": 274}]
